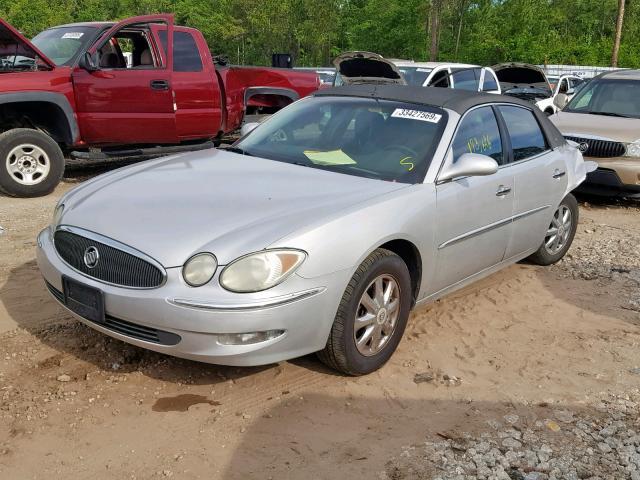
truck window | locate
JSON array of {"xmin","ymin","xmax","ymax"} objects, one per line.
[
  {"xmin": 98, "ymin": 26, "xmax": 161, "ymax": 70},
  {"xmin": 158, "ymin": 31, "xmax": 203, "ymax": 72}
]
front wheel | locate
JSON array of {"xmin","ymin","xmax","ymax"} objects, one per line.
[
  {"xmin": 318, "ymin": 248, "xmax": 412, "ymax": 375},
  {"xmin": 528, "ymin": 193, "xmax": 579, "ymax": 265},
  {"xmin": 0, "ymin": 128, "xmax": 65, "ymax": 197}
]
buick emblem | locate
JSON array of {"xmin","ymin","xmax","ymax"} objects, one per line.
[
  {"xmin": 578, "ymin": 142, "xmax": 589, "ymax": 153},
  {"xmin": 83, "ymin": 246, "xmax": 100, "ymax": 269}
]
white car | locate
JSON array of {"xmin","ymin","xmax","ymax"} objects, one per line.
[
  {"xmin": 393, "ymin": 60, "xmax": 501, "ymax": 94},
  {"xmin": 537, "ymin": 74, "xmax": 585, "ymax": 114},
  {"xmin": 493, "ymin": 63, "xmax": 584, "ymax": 115}
]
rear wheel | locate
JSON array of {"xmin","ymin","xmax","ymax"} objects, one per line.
[
  {"xmin": 318, "ymin": 248, "xmax": 412, "ymax": 375},
  {"xmin": 528, "ymin": 193, "xmax": 578, "ymax": 265},
  {"xmin": 0, "ymin": 128, "xmax": 65, "ymax": 197}
]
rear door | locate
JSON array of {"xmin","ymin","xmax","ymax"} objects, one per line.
[
  {"xmin": 157, "ymin": 27, "xmax": 223, "ymax": 141},
  {"xmin": 496, "ymin": 105, "xmax": 568, "ymax": 258},
  {"xmin": 72, "ymin": 15, "xmax": 177, "ymax": 145},
  {"xmin": 433, "ymin": 106, "xmax": 514, "ymax": 293}
]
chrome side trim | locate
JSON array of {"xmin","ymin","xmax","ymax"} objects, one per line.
[
  {"xmin": 169, "ymin": 287, "xmax": 326, "ymax": 311},
  {"xmin": 438, "ymin": 205, "xmax": 550, "ymax": 250},
  {"xmin": 54, "ymin": 225, "xmax": 168, "ymax": 289}
]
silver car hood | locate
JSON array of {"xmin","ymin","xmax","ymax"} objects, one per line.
[{"xmin": 60, "ymin": 149, "xmax": 408, "ymax": 267}]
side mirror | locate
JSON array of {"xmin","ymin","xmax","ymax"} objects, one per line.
[
  {"xmin": 240, "ymin": 122, "xmax": 260, "ymax": 137},
  {"xmin": 438, "ymin": 153, "xmax": 499, "ymax": 183},
  {"xmin": 566, "ymin": 87, "xmax": 575, "ymax": 95},
  {"xmin": 79, "ymin": 52, "xmax": 98, "ymax": 72},
  {"xmin": 554, "ymin": 93, "xmax": 569, "ymax": 110}
]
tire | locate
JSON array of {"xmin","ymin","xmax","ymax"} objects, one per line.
[
  {"xmin": 528, "ymin": 193, "xmax": 579, "ymax": 266},
  {"xmin": 318, "ymin": 248, "xmax": 412, "ymax": 376},
  {"xmin": 0, "ymin": 128, "xmax": 65, "ymax": 197}
]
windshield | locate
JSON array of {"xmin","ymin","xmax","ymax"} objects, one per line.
[
  {"xmin": 31, "ymin": 26, "xmax": 97, "ymax": 66},
  {"xmin": 236, "ymin": 96, "xmax": 447, "ymax": 183},
  {"xmin": 564, "ymin": 78, "xmax": 640, "ymax": 119},
  {"xmin": 397, "ymin": 67, "xmax": 432, "ymax": 86}
]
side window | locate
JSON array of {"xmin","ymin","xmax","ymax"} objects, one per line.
[
  {"xmin": 497, "ymin": 106, "xmax": 547, "ymax": 162},
  {"xmin": 428, "ymin": 69, "xmax": 450, "ymax": 88},
  {"xmin": 451, "ymin": 68, "xmax": 481, "ymax": 91},
  {"xmin": 558, "ymin": 79, "xmax": 568, "ymax": 94},
  {"xmin": 158, "ymin": 31, "xmax": 203, "ymax": 72},
  {"xmin": 98, "ymin": 26, "xmax": 160, "ymax": 70},
  {"xmin": 451, "ymin": 106, "xmax": 504, "ymax": 164},
  {"xmin": 482, "ymin": 70, "xmax": 499, "ymax": 92}
]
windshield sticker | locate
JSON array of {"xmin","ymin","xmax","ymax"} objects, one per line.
[
  {"xmin": 399, "ymin": 156, "xmax": 415, "ymax": 171},
  {"xmin": 62, "ymin": 32, "xmax": 84, "ymax": 40},
  {"xmin": 416, "ymin": 68, "xmax": 431, "ymax": 72},
  {"xmin": 391, "ymin": 109, "xmax": 442, "ymax": 123},
  {"xmin": 303, "ymin": 149, "xmax": 357, "ymax": 166}
]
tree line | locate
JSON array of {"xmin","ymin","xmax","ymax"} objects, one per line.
[{"xmin": 1, "ymin": 0, "xmax": 637, "ymax": 68}]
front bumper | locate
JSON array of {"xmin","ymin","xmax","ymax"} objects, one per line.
[
  {"xmin": 37, "ymin": 227, "xmax": 349, "ymax": 366},
  {"xmin": 576, "ymin": 156, "xmax": 640, "ymax": 198}
]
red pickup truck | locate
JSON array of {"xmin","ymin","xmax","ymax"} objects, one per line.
[{"xmin": 0, "ymin": 14, "xmax": 319, "ymax": 197}]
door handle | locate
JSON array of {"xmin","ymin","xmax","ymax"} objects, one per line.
[
  {"xmin": 150, "ymin": 79, "xmax": 170, "ymax": 90},
  {"xmin": 552, "ymin": 169, "xmax": 566, "ymax": 179},
  {"xmin": 496, "ymin": 185, "xmax": 512, "ymax": 197}
]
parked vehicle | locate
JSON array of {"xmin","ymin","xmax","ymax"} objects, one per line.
[
  {"xmin": 333, "ymin": 53, "xmax": 501, "ymax": 93},
  {"xmin": 332, "ymin": 51, "xmax": 406, "ymax": 85},
  {"xmin": 0, "ymin": 15, "xmax": 319, "ymax": 197},
  {"xmin": 38, "ymin": 86, "xmax": 590, "ymax": 375},
  {"xmin": 493, "ymin": 63, "xmax": 556, "ymax": 112},
  {"xmin": 536, "ymin": 74, "xmax": 584, "ymax": 114},
  {"xmin": 393, "ymin": 60, "xmax": 501, "ymax": 94},
  {"xmin": 294, "ymin": 67, "xmax": 336, "ymax": 86},
  {"xmin": 550, "ymin": 69, "xmax": 640, "ymax": 198}
]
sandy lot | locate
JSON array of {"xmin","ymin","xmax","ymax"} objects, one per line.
[{"xmin": 1, "ymin": 166, "xmax": 639, "ymax": 479}]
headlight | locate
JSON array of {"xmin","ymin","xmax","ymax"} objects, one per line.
[
  {"xmin": 182, "ymin": 253, "xmax": 218, "ymax": 287},
  {"xmin": 625, "ymin": 139, "xmax": 640, "ymax": 157},
  {"xmin": 52, "ymin": 203, "xmax": 64, "ymax": 229},
  {"xmin": 220, "ymin": 249, "xmax": 306, "ymax": 293}
]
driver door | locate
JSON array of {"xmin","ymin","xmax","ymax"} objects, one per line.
[{"xmin": 72, "ymin": 15, "xmax": 177, "ymax": 145}]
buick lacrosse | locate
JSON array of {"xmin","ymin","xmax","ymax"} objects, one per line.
[{"xmin": 38, "ymin": 86, "xmax": 590, "ymax": 375}]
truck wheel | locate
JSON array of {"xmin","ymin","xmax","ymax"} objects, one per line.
[{"xmin": 0, "ymin": 128, "xmax": 65, "ymax": 197}]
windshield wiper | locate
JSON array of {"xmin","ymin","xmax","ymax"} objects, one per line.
[
  {"xmin": 224, "ymin": 146, "xmax": 253, "ymax": 156},
  {"xmin": 584, "ymin": 111, "xmax": 633, "ymax": 118}
]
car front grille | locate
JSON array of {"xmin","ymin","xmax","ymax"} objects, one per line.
[
  {"xmin": 564, "ymin": 136, "xmax": 626, "ymax": 158},
  {"xmin": 53, "ymin": 229, "xmax": 165, "ymax": 288},
  {"xmin": 44, "ymin": 281, "xmax": 181, "ymax": 346}
]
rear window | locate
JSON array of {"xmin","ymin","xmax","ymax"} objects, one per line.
[
  {"xmin": 158, "ymin": 31, "xmax": 203, "ymax": 72},
  {"xmin": 498, "ymin": 106, "xmax": 547, "ymax": 161}
]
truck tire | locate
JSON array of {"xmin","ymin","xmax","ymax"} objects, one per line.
[{"xmin": 0, "ymin": 128, "xmax": 65, "ymax": 198}]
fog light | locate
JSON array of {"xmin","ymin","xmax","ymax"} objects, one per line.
[{"xmin": 217, "ymin": 329, "xmax": 285, "ymax": 346}]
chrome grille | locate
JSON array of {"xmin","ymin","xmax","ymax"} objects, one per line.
[
  {"xmin": 565, "ymin": 136, "xmax": 626, "ymax": 158},
  {"xmin": 54, "ymin": 229, "xmax": 165, "ymax": 288}
]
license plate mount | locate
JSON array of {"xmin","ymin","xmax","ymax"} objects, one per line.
[{"xmin": 62, "ymin": 276, "xmax": 105, "ymax": 324}]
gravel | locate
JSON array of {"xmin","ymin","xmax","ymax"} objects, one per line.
[{"xmin": 383, "ymin": 391, "xmax": 640, "ymax": 480}]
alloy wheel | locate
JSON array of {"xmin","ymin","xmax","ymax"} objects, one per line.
[
  {"xmin": 353, "ymin": 274, "xmax": 401, "ymax": 356},
  {"xmin": 544, "ymin": 204, "xmax": 572, "ymax": 255}
]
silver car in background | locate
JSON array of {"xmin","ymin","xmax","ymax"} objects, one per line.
[{"xmin": 37, "ymin": 86, "xmax": 590, "ymax": 375}]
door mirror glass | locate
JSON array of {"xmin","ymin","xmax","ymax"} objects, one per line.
[
  {"xmin": 566, "ymin": 87, "xmax": 575, "ymax": 95},
  {"xmin": 240, "ymin": 122, "xmax": 260, "ymax": 137},
  {"xmin": 554, "ymin": 93, "xmax": 569, "ymax": 110},
  {"xmin": 438, "ymin": 153, "xmax": 498, "ymax": 182},
  {"xmin": 79, "ymin": 51, "xmax": 98, "ymax": 72}
]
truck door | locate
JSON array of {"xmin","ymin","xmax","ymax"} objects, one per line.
[{"xmin": 72, "ymin": 15, "xmax": 177, "ymax": 146}]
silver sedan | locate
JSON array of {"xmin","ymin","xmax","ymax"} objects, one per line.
[{"xmin": 37, "ymin": 86, "xmax": 591, "ymax": 375}]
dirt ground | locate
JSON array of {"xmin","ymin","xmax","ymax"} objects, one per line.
[{"xmin": 0, "ymin": 166, "xmax": 639, "ymax": 479}]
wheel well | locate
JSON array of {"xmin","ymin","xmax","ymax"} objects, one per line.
[
  {"xmin": 379, "ymin": 239, "xmax": 422, "ymax": 307},
  {"xmin": 0, "ymin": 102, "xmax": 73, "ymax": 145},
  {"xmin": 245, "ymin": 94, "xmax": 295, "ymax": 115}
]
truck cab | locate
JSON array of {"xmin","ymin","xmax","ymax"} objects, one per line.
[{"xmin": 0, "ymin": 15, "xmax": 319, "ymax": 197}]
